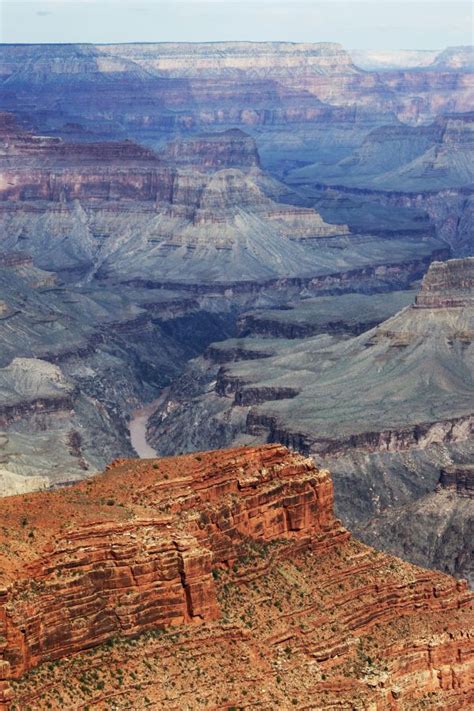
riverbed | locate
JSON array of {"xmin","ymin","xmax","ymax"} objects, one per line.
[{"xmin": 129, "ymin": 395, "xmax": 166, "ymax": 458}]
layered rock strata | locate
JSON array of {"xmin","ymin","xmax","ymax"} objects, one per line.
[
  {"xmin": 0, "ymin": 113, "xmax": 446, "ymax": 290},
  {"xmin": 0, "ymin": 116, "xmax": 369, "ymax": 285},
  {"xmin": 149, "ymin": 258, "xmax": 474, "ymax": 461},
  {"xmin": 0, "ymin": 254, "xmax": 242, "ymax": 491},
  {"xmin": 0, "ymin": 445, "xmax": 343, "ymax": 701},
  {"xmin": 439, "ymin": 464, "xmax": 474, "ymax": 497},
  {"xmin": 415, "ymin": 256, "xmax": 474, "ymax": 308},
  {"xmin": 147, "ymin": 259, "xmax": 474, "ymax": 581},
  {"xmin": 0, "ymin": 43, "xmax": 471, "ymax": 132},
  {"xmin": 0, "ymin": 445, "xmax": 472, "ymax": 709}
]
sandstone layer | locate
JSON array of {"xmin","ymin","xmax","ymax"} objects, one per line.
[{"xmin": 0, "ymin": 444, "xmax": 472, "ymax": 710}]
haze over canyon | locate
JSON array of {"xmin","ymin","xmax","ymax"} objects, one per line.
[{"xmin": 0, "ymin": 38, "xmax": 472, "ymax": 709}]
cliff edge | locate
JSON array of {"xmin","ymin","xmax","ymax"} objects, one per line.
[{"xmin": 0, "ymin": 444, "xmax": 472, "ymax": 709}]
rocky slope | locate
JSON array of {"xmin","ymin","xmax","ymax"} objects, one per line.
[
  {"xmin": 287, "ymin": 111, "xmax": 474, "ymax": 256},
  {"xmin": 0, "ymin": 112, "xmax": 449, "ymax": 289},
  {"xmin": 0, "ymin": 114, "xmax": 450, "ymax": 493},
  {"xmin": 147, "ymin": 258, "xmax": 474, "ymax": 580},
  {"xmin": 0, "ymin": 113, "xmax": 348, "ymax": 283},
  {"xmin": 289, "ymin": 112, "xmax": 474, "ymax": 191},
  {"xmin": 237, "ymin": 289, "xmax": 415, "ymax": 339},
  {"xmin": 360, "ymin": 464, "xmax": 474, "ymax": 587},
  {"xmin": 149, "ymin": 258, "xmax": 473, "ymax": 456},
  {"xmin": 0, "ymin": 250, "xmax": 242, "ymax": 492},
  {"xmin": 0, "ymin": 444, "xmax": 472, "ymax": 710}
]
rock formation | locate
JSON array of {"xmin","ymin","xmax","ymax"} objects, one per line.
[
  {"xmin": 0, "ymin": 39, "xmax": 472, "ymax": 607},
  {"xmin": 361, "ymin": 463, "xmax": 474, "ymax": 587},
  {"xmin": 287, "ymin": 111, "xmax": 474, "ymax": 257},
  {"xmin": 289, "ymin": 112, "xmax": 474, "ymax": 192},
  {"xmin": 237, "ymin": 290, "xmax": 415, "ymax": 339},
  {"xmin": 0, "ymin": 114, "xmax": 367, "ymax": 285},
  {"xmin": 0, "ymin": 116, "xmax": 445, "ymax": 493},
  {"xmin": 0, "ymin": 250, "xmax": 242, "ymax": 491},
  {"xmin": 439, "ymin": 464, "xmax": 474, "ymax": 497},
  {"xmin": 0, "ymin": 444, "xmax": 472, "ymax": 709},
  {"xmin": 0, "ymin": 111, "xmax": 447, "ymax": 289},
  {"xmin": 161, "ymin": 128, "xmax": 261, "ymax": 170},
  {"xmin": 415, "ymin": 256, "xmax": 474, "ymax": 308},
  {"xmin": 1, "ymin": 42, "xmax": 470, "ymax": 132},
  {"xmin": 149, "ymin": 258, "xmax": 473, "ymax": 459},
  {"xmin": 148, "ymin": 258, "xmax": 474, "ymax": 581}
]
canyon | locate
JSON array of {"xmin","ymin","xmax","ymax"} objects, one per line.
[
  {"xmin": 0, "ymin": 444, "xmax": 472, "ymax": 709},
  {"xmin": 0, "ymin": 40, "xmax": 472, "ymax": 674},
  {"xmin": 0, "ymin": 100, "xmax": 453, "ymax": 493},
  {"xmin": 147, "ymin": 257, "xmax": 474, "ymax": 582}
]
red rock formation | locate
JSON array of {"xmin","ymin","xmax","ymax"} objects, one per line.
[
  {"xmin": 0, "ymin": 444, "xmax": 472, "ymax": 709},
  {"xmin": 0, "ymin": 446, "xmax": 343, "ymax": 702}
]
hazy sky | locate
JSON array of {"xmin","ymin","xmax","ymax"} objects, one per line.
[{"xmin": 1, "ymin": 0, "xmax": 472, "ymax": 48}]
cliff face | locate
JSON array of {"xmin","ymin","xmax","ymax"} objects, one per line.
[
  {"xmin": 0, "ymin": 42, "xmax": 470, "ymax": 129},
  {"xmin": 237, "ymin": 290, "xmax": 415, "ymax": 339},
  {"xmin": 0, "ymin": 118, "xmax": 261, "ymax": 201},
  {"xmin": 439, "ymin": 464, "xmax": 474, "ymax": 497},
  {"xmin": 287, "ymin": 111, "xmax": 473, "ymax": 256},
  {"xmin": 0, "ymin": 445, "xmax": 343, "ymax": 701},
  {"xmin": 0, "ymin": 253, "xmax": 244, "ymax": 492},
  {"xmin": 0, "ymin": 169, "xmax": 442, "ymax": 291},
  {"xmin": 415, "ymin": 256, "xmax": 474, "ymax": 308},
  {"xmin": 150, "ymin": 258, "xmax": 474, "ymax": 460},
  {"xmin": 0, "ymin": 444, "xmax": 472, "ymax": 710},
  {"xmin": 0, "ymin": 116, "xmax": 364, "ymax": 285},
  {"xmin": 0, "ymin": 42, "xmax": 359, "ymax": 82},
  {"xmin": 0, "ymin": 114, "xmax": 163, "ymax": 202},
  {"xmin": 289, "ymin": 112, "xmax": 474, "ymax": 193},
  {"xmin": 161, "ymin": 128, "xmax": 261, "ymax": 170}
]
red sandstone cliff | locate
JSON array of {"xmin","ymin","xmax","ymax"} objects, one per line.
[{"xmin": 0, "ymin": 444, "xmax": 472, "ymax": 709}]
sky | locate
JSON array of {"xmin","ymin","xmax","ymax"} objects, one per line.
[{"xmin": 0, "ymin": 0, "xmax": 472, "ymax": 49}]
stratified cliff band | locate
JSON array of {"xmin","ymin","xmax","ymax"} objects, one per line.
[{"xmin": 0, "ymin": 445, "xmax": 472, "ymax": 709}]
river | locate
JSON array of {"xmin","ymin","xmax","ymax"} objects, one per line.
[{"xmin": 129, "ymin": 393, "xmax": 168, "ymax": 458}]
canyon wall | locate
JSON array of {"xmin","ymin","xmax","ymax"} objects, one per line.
[
  {"xmin": 0, "ymin": 445, "xmax": 343, "ymax": 701},
  {"xmin": 147, "ymin": 259, "xmax": 474, "ymax": 583},
  {"xmin": 360, "ymin": 463, "xmax": 474, "ymax": 586},
  {"xmin": 439, "ymin": 464, "xmax": 474, "ymax": 497},
  {"xmin": 0, "ymin": 445, "xmax": 472, "ymax": 709}
]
